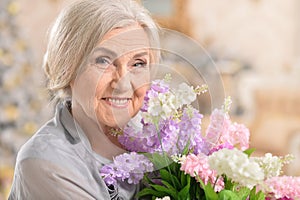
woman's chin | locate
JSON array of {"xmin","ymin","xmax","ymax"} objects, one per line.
[{"xmin": 103, "ymin": 118, "xmax": 131, "ymax": 128}]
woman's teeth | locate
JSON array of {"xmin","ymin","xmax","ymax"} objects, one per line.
[{"xmin": 106, "ymin": 98, "xmax": 129, "ymax": 105}]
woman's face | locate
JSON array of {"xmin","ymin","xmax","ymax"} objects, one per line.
[{"xmin": 71, "ymin": 24, "xmax": 152, "ymax": 129}]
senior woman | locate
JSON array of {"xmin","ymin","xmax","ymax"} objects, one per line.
[{"xmin": 9, "ymin": 0, "xmax": 159, "ymax": 199}]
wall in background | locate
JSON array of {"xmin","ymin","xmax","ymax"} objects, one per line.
[{"xmin": 0, "ymin": 0, "xmax": 300, "ymax": 198}]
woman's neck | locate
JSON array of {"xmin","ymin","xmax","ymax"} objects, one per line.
[{"xmin": 71, "ymin": 100, "xmax": 126, "ymax": 160}]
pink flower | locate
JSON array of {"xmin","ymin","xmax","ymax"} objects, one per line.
[
  {"xmin": 206, "ymin": 109, "xmax": 250, "ymax": 151},
  {"xmin": 227, "ymin": 122, "xmax": 250, "ymax": 151},
  {"xmin": 264, "ymin": 176, "xmax": 300, "ymax": 199},
  {"xmin": 209, "ymin": 142, "xmax": 234, "ymax": 155},
  {"xmin": 180, "ymin": 153, "xmax": 224, "ymax": 192},
  {"xmin": 206, "ymin": 109, "xmax": 231, "ymax": 146}
]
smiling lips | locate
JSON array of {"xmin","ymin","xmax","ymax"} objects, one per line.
[{"xmin": 102, "ymin": 97, "xmax": 131, "ymax": 108}]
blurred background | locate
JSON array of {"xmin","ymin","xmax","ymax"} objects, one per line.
[{"xmin": 0, "ymin": 0, "xmax": 300, "ymax": 198}]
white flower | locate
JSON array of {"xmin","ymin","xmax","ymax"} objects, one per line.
[
  {"xmin": 127, "ymin": 112, "xmax": 143, "ymax": 131},
  {"xmin": 171, "ymin": 154, "xmax": 185, "ymax": 163},
  {"xmin": 251, "ymin": 153, "xmax": 283, "ymax": 178},
  {"xmin": 155, "ymin": 196, "xmax": 171, "ymax": 200},
  {"xmin": 208, "ymin": 148, "xmax": 264, "ymax": 188},
  {"xmin": 159, "ymin": 93, "xmax": 176, "ymax": 119},
  {"xmin": 146, "ymin": 93, "xmax": 176, "ymax": 119},
  {"xmin": 147, "ymin": 97, "xmax": 162, "ymax": 117},
  {"xmin": 174, "ymin": 82, "xmax": 197, "ymax": 107}
]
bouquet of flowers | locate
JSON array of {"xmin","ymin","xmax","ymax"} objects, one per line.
[{"xmin": 100, "ymin": 74, "xmax": 300, "ymax": 200}]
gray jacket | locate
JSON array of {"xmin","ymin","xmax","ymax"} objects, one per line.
[{"xmin": 9, "ymin": 101, "xmax": 137, "ymax": 200}]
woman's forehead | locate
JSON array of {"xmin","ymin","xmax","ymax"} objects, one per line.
[{"xmin": 96, "ymin": 24, "xmax": 151, "ymax": 56}]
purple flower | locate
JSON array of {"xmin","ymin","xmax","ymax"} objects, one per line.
[
  {"xmin": 119, "ymin": 122, "xmax": 160, "ymax": 153},
  {"xmin": 151, "ymin": 79, "xmax": 170, "ymax": 93},
  {"xmin": 100, "ymin": 165, "xmax": 118, "ymax": 186},
  {"xmin": 120, "ymin": 105, "xmax": 210, "ymax": 156},
  {"xmin": 208, "ymin": 142, "xmax": 234, "ymax": 155},
  {"xmin": 157, "ymin": 118, "xmax": 180, "ymax": 155},
  {"xmin": 141, "ymin": 79, "xmax": 170, "ymax": 112},
  {"xmin": 100, "ymin": 152, "xmax": 154, "ymax": 186},
  {"xmin": 178, "ymin": 107, "xmax": 210, "ymax": 155}
]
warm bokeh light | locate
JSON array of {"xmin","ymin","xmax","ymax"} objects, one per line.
[{"xmin": 1, "ymin": 0, "xmax": 299, "ymax": 198}]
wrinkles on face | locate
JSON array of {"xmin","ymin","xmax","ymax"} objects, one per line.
[
  {"xmin": 70, "ymin": 24, "xmax": 155, "ymax": 158},
  {"xmin": 78, "ymin": 25, "xmax": 151, "ymax": 129}
]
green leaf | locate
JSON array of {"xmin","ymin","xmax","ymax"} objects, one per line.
[
  {"xmin": 169, "ymin": 173, "xmax": 182, "ymax": 190},
  {"xmin": 236, "ymin": 186, "xmax": 251, "ymax": 200},
  {"xmin": 145, "ymin": 153, "xmax": 173, "ymax": 170},
  {"xmin": 161, "ymin": 180, "xmax": 178, "ymax": 199},
  {"xmin": 142, "ymin": 172, "xmax": 155, "ymax": 185},
  {"xmin": 160, "ymin": 169, "xmax": 173, "ymax": 184},
  {"xmin": 249, "ymin": 187, "xmax": 256, "ymax": 200},
  {"xmin": 178, "ymin": 184, "xmax": 191, "ymax": 200},
  {"xmin": 180, "ymin": 171, "xmax": 187, "ymax": 186},
  {"xmin": 178, "ymin": 174, "xmax": 191, "ymax": 200},
  {"xmin": 223, "ymin": 175, "xmax": 234, "ymax": 190},
  {"xmin": 218, "ymin": 190, "xmax": 240, "ymax": 200},
  {"xmin": 150, "ymin": 184, "xmax": 177, "ymax": 199},
  {"xmin": 161, "ymin": 180, "xmax": 176, "ymax": 190},
  {"xmin": 159, "ymin": 165, "xmax": 182, "ymax": 190},
  {"xmin": 186, "ymin": 173, "xmax": 191, "ymax": 185},
  {"xmin": 255, "ymin": 191, "xmax": 265, "ymax": 200},
  {"xmin": 136, "ymin": 188, "xmax": 168, "ymax": 198},
  {"xmin": 243, "ymin": 148, "xmax": 256, "ymax": 157},
  {"xmin": 249, "ymin": 186, "xmax": 266, "ymax": 200},
  {"xmin": 199, "ymin": 180, "xmax": 218, "ymax": 200},
  {"xmin": 170, "ymin": 162, "xmax": 180, "ymax": 175},
  {"xmin": 190, "ymin": 178, "xmax": 205, "ymax": 200},
  {"xmin": 180, "ymin": 171, "xmax": 191, "ymax": 191}
]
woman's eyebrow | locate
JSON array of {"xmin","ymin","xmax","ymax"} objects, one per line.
[
  {"xmin": 93, "ymin": 47, "xmax": 117, "ymax": 57},
  {"xmin": 133, "ymin": 51, "xmax": 149, "ymax": 59},
  {"xmin": 93, "ymin": 47, "xmax": 149, "ymax": 60}
]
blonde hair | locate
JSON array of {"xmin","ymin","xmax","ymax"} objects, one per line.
[{"xmin": 43, "ymin": 0, "xmax": 160, "ymax": 100}]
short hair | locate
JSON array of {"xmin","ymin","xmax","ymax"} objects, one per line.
[{"xmin": 43, "ymin": 0, "xmax": 160, "ymax": 100}]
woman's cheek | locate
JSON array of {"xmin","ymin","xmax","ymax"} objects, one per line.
[{"xmin": 136, "ymin": 86, "xmax": 149, "ymax": 99}]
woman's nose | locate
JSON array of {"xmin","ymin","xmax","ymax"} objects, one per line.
[{"xmin": 111, "ymin": 64, "xmax": 131, "ymax": 93}]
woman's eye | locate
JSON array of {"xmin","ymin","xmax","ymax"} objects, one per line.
[
  {"xmin": 133, "ymin": 60, "xmax": 147, "ymax": 68},
  {"xmin": 95, "ymin": 57, "xmax": 110, "ymax": 65}
]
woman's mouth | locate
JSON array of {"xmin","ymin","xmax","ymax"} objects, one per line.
[{"xmin": 102, "ymin": 97, "xmax": 131, "ymax": 108}]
